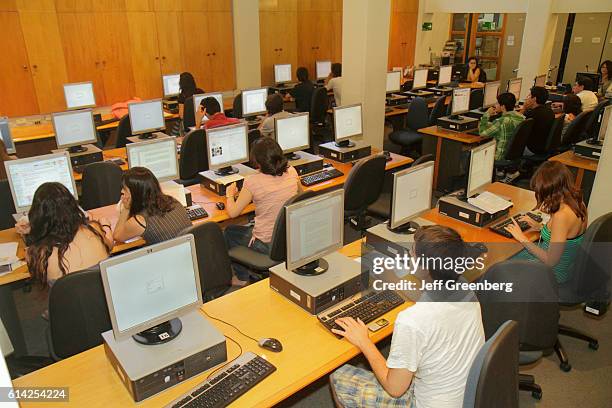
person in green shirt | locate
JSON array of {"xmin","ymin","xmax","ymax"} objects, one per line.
[{"xmin": 478, "ymin": 92, "xmax": 525, "ymax": 160}]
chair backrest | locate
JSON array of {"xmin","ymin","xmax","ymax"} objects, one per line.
[
  {"xmin": 462, "ymin": 320, "xmax": 519, "ymax": 408},
  {"xmin": 583, "ymin": 99, "xmax": 609, "ymax": 139},
  {"xmin": 269, "ymin": 190, "xmax": 319, "ymax": 262},
  {"xmin": 248, "ymin": 129, "xmax": 262, "ymax": 157},
  {"xmin": 115, "ymin": 114, "xmax": 131, "ymax": 148},
  {"xmin": 179, "ymin": 129, "xmax": 208, "ymax": 181},
  {"xmin": 183, "ymin": 96, "xmax": 196, "ymax": 130},
  {"xmin": 429, "ymin": 96, "xmax": 447, "ymax": 126},
  {"xmin": 181, "ymin": 222, "xmax": 232, "ymax": 301},
  {"xmin": 411, "ymin": 153, "xmax": 434, "ymax": 167},
  {"xmin": 478, "ymin": 69, "xmax": 488, "ymax": 83},
  {"xmin": 503, "ymin": 118, "xmax": 533, "ymax": 161},
  {"xmin": 232, "ymin": 93, "xmax": 243, "ymax": 118},
  {"xmin": 406, "ymin": 97, "xmax": 429, "ymax": 130},
  {"xmin": 469, "ymin": 89, "xmax": 484, "ymax": 111},
  {"xmin": 561, "ymin": 110, "xmax": 591, "ymax": 146},
  {"xmin": 48, "ymin": 266, "xmax": 112, "ymax": 360},
  {"xmin": 80, "ymin": 161, "xmax": 123, "ymax": 210},
  {"xmin": 546, "ymin": 114, "xmax": 565, "ymax": 151},
  {"xmin": 310, "ymin": 87, "xmax": 329, "ymax": 124},
  {"xmin": 344, "ymin": 155, "xmax": 387, "ymax": 214},
  {"xmin": 477, "ymin": 260, "xmax": 559, "ymax": 350},
  {"xmin": 0, "ymin": 179, "xmax": 16, "ymax": 230}
]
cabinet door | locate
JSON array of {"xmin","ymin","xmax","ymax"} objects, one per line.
[
  {"xmin": 206, "ymin": 11, "xmax": 235, "ymax": 91},
  {"xmin": 0, "ymin": 12, "xmax": 39, "ymax": 116},
  {"xmin": 156, "ymin": 11, "xmax": 184, "ymax": 74},
  {"xmin": 298, "ymin": 11, "xmax": 333, "ymax": 77},
  {"xmin": 180, "ymin": 11, "xmax": 211, "ymax": 91},
  {"xmin": 388, "ymin": 12, "xmax": 417, "ymax": 68},
  {"xmin": 127, "ymin": 11, "xmax": 162, "ymax": 99},
  {"xmin": 332, "ymin": 10, "xmax": 342, "ymax": 63},
  {"xmin": 260, "ymin": 11, "xmax": 298, "ymax": 86}
]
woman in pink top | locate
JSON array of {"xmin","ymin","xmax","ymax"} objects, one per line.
[{"xmin": 224, "ymin": 137, "xmax": 300, "ymax": 285}]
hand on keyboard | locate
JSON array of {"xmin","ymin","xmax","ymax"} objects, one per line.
[
  {"xmin": 331, "ymin": 317, "xmax": 370, "ymax": 347},
  {"xmin": 503, "ymin": 217, "xmax": 530, "ymax": 242}
]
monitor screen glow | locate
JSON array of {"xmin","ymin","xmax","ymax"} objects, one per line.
[{"xmin": 64, "ymin": 82, "xmax": 96, "ymax": 110}]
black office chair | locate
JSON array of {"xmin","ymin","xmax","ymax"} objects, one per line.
[
  {"xmin": 177, "ymin": 129, "xmax": 208, "ymax": 186},
  {"xmin": 494, "ymin": 118, "xmax": 534, "ymax": 175},
  {"xmin": 0, "ymin": 179, "xmax": 16, "ymax": 230},
  {"xmin": 581, "ymin": 99, "xmax": 609, "ymax": 140},
  {"xmin": 248, "ymin": 129, "xmax": 262, "ymax": 157},
  {"xmin": 524, "ymin": 114, "xmax": 565, "ymax": 164},
  {"xmin": 344, "ymin": 155, "xmax": 387, "ymax": 233},
  {"xmin": 428, "ymin": 95, "xmax": 447, "ymax": 126},
  {"xmin": 559, "ymin": 110, "xmax": 591, "ymax": 148},
  {"xmin": 181, "ymin": 222, "xmax": 233, "ymax": 301},
  {"xmin": 388, "ymin": 97, "xmax": 429, "ymax": 158},
  {"xmin": 469, "ymin": 89, "xmax": 484, "ymax": 111},
  {"xmin": 462, "ymin": 320, "xmax": 519, "ymax": 408},
  {"xmin": 232, "ymin": 93, "xmax": 243, "ymax": 118},
  {"xmin": 228, "ymin": 191, "xmax": 318, "ymax": 281},
  {"xmin": 115, "ymin": 115, "xmax": 131, "ymax": 148},
  {"xmin": 478, "ymin": 69, "xmax": 488, "ymax": 83},
  {"xmin": 47, "ymin": 266, "xmax": 112, "ymax": 360},
  {"xmin": 310, "ymin": 87, "xmax": 333, "ymax": 147},
  {"xmin": 80, "ymin": 161, "xmax": 123, "ymax": 210},
  {"xmin": 183, "ymin": 96, "xmax": 196, "ymax": 131}
]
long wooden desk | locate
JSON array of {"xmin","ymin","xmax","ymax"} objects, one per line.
[{"xmin": 549, "ymin": 150, "xmax": 598, "ymax": 204}]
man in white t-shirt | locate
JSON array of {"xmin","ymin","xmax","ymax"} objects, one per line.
[
  {"xmin": 330, "ymin": 226, "xmax": 485, "ymax": 408},
  {"xmin": 325, "ymin": 62, "xmax": 343, "ymax": 106},
  {"xmin": 573, "ymin": 77, "xmax": 599, "ymax": 111}
]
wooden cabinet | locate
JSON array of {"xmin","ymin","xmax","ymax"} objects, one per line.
[
  {"xmin": 156, "ymin": 11, "xmax": 184, "ymax": 74},
  {"xmin": 298, "ymin": 11, "xmax": 335, "ymax": 77},
  {"xmin": 206, "ymin": 12, "xmax": 236, "ymax": 91},
  {"xmin": 259, "ymin": 11, "xmax": 298, "ymax": 86},
  {"xmin": 388, "ymin": 11, "xmax": 418, "ymax": 69},
  {"xmin": 127, "ymin": 11, "xmax": 162, "ymax": 100}
]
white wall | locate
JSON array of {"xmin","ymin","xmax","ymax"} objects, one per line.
[
  {"xmin": 588, "ymin": 113, "xmax": 612, "ymax": 224},
  {"xmin": 424, "ymin": 0, "xmax": 528, "ymax": 13},
  {"xmin": 414, "ymin": 12, "xmax": 451, "ymax": 65},
  {"xmin": 553, "ymin": 0, "xmax": 612, "ymax": 13}
]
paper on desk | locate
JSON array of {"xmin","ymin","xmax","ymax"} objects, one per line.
[
  {"xmin": 468, "ymin": 191, "xmax": 513, "ymax": 214},
  {"xmin": 0, "ymin": 242, "xmax": 18, "ymax": 266}
]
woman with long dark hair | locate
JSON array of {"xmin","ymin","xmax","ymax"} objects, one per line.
[
  {"xmin": 177, "ymin": 72, "xmax": 204, "ymax": 120},
  {"xmin": 466, "ymin": 56, "xmax": 482, "ymax": 83},
  {"xmin": 598, "ymin": 60, "xmax": 612, "ymax": 96},
  {"xmin": 113, "ymin": 167, "xmax": 191, "ymax": 244}
]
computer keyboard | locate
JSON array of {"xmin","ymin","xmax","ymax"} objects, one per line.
[
  {"xmin": 300, "ymin": 168, "xmax": 344, "ymax": 187},
  {"xmin": 105, "ymin": 157, "xmax": 126, "ymax": 166},
  {"xmin": 165, "ymin": 352, "xmax": 276, "ymax": 408},
  {"xmin": 186, "ymin": 205, "xmax": 208, "ymax": 222},
  {"xmin": 489, "ymin": 212, "xmax": 542, "ymax": 238},
  {"xmin": 318, "ymin": 290, "xmax": 405, "ymax": 337},
  {"xmin": 385, "ymin": 107, "xmax": 394, "ymax": 113}
]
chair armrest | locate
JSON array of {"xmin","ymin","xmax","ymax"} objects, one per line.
[{"xmin": 228, "ymin": 246, "xmax": 280, "ymax": 271}]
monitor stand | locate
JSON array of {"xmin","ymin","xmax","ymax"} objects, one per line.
[
  {"xmin": 387, "ymin": 220, "xmax": 420, "ymax": 235},
  {"xmin": 214, "ymin": 166, "xmax": 239, "ymax": 176},
  {"xmin": 138, "ymin": 132, "xmax": 157, "ymax": 140},
  {"xmin": 334, "ymin": 139, "xmax": 356, "ymax": 148},
  {"xmin": 285, "ymin": 152, "xmax": 301, "ymax": 161},
  {"xmin": 68, "ymin": 144, "xmax": 88, "ymax": 154},
  {"xmin": 132, "ymin": 318, "xmax": 182, "ymax": 345},
  {"xmin": 292, "ymin": 258, "xmax": 329, "ymax": 276}
]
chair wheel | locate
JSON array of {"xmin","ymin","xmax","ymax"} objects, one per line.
[
  {"xmin": 560, "ymin": 362, "xmax": 572, "ymax": 372},
  {"xmin": 589, "ymin": 341, "xmax": 599, "ymax": 350},
  {"xmin": 532, "ymin": 391, "xmax": 543, "ymax": 400}
]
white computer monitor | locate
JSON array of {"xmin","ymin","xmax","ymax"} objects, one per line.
[
  {"xmin": 386, "ymin": 71, "xmax": 402, "ymax": 93},
  {"xmin": 0, "ymin": 119, "xmax": 16, "ymax": 155},
  {"xmin": 4, "ymin": 152, "xmax": 77, "ymax": 213},
  {"xmin": 275, "ymin": 112, "xmax": 310, "ymax": 156},
  {"xmin": 507, "ymin": 78, "xmax": 522, "ymax": 102},
  {"xmin": 193, "ymin": 92, "xmax": 224, "ymax": 123},
  {"xmin": 412, "ymin": 68, "xmax": 428, "ymax": 90},
  {"xmin": 534, "ymin": 74, "xmax": 547, "ymax": 88},
  {"xmin": 100, "ymin": 235, "xmax": 202, "ymax": 343},
  {"xmin": 285, "ymin": 189, "xmax": 344, "ymax": 275},
  {"xmin": 128, "ymin": 99, "xmax": 166, "ymax": 136},
  {"xmin": 162, "ymin": 73, "xmax": 180, "ymax": 98},
  {"xmin": 206, "ymin": 123, "xmax": 249, "ymax": 175},
  {"xmin": 0, "ymin": 344, "xmax": 18, "ymax": 408},
  {"xmin": 467, "ymin": 139, "xmax": 496, "ymax": 198},
  {"xmin": 483, "ymin": 81, "xmax": 501, "ymax": 109},
  {"xmin": 594, "ymin": 105, "xmax": 612, "ymax": 144},
  {"xmin": 389, "ymin": 161, "xmax": 435, "ymax": 233},
  {"xmin": 333, "ymin": 103, "xmax": 362, "ymax": 145},
  {"xmin": 52, "ymin": 109, "xmax": 98, "ymax": 151},
  {"xmin": 241, "ymin": 88, "xmax": 268, "ymax": 117},
  {"xmin": 438, "ymin": 65, "xmax": 452, "ymax": 86},
  {"xmin": 126, "ymin": 137, "xmax": 179, "ymax": 183},
  {"xmin": 451, "ymin": 87, "xmax": 471, "ymax": 116},
  {"xmin": 274, "ymin": 64, "xmax": 292, "ymax": 84},
  {"xmin": 316, "ymin": 61, "xmax": 332, "ymax": 80},
  {"xmin": 63, "ymin": 82, "xmax": 96, "ymax": 110}
]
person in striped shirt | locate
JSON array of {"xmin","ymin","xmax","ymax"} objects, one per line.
[{"xmin": 478, "ymin": 92, "xmax": 525, "ymax": 160}]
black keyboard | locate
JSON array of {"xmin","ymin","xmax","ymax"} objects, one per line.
[
  {"xmin": 489, "ymin": 212, "xmax": 542, "ymax": 238},
  {"xmin": 318, "ymin": 290, "xmax": 405, "ymax": 337},
  {"xmin": 165, "ymin": 352, "xmax": 276, "ymax": 408},
  {"xmin": 186, "ymin": 205, "xmax": 208, "ymax": 221},
  {"xmin": 385, "ymin": 107, "xmax": 394, "ymax": 113},
  {"xmin": 300, "ymin": 168, "xmax": 344, "ymax": 187},
  {"xmin": 105, "ymin": 158, "xmax": 125, "ymax": 166}
]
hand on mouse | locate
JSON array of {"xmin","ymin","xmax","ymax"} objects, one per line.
[
  {"xmin": 226, "ymin": 183, "xmax": 237, "ymax": 199},
  {"xmin": 332, "ymin": 317, "xmax": 370, "ymax": 349},
  {"xmin": 15, "ymin": 217, "xmax": 31, "ymax": 235}
]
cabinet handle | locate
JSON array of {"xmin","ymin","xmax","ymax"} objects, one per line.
[
  {"xmin": 162, "ymin": 56, "xmax": 166, "ymax": 60},
  {"xmin": 155, "ymin": 56, "xmax": 159, "ymax": 60},
  {"xmin": 206, "ymin": 53, "xmax": 210, "ymax": 57},
  {"xmin": 212, "ymin": 52, "xmax": 216, "ymax": 56},
  {"xmin": 32, "ymin": 64, "xmax": 38, "ymax": 70},
  {"xmin": 279, "ymin": 48, "xmax": 283, "ymax": 51},
  {"xmin": 102, "ymin": 60, "xmax": 106, "ymax": 67},
  {"xmin": 22, "ymin": 65, "xmax": 28, "ymax": 71}
]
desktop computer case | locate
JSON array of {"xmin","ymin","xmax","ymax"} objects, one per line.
[
  {"xmin": 438, "ymin": 195, "xmax": 510, "ymax": 227},
  {"xmin": 318, "ymin": 141, "xmax": 372, "ymax": 163}
]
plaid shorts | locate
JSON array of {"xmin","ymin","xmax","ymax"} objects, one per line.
[{"xmin": 330, "ymin": 364, "xmax": 417, "ymax": 408}]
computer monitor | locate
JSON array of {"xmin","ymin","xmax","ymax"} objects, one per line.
[
  {"xmin": 451, "ymin": 87, "xmax": 471, "ymax": 118},
  {"xmin": 0, "ymin": 345, "xmax": 18, "ymax": 408},
  {"xmin": 126, "ymin": 137, "xmax": 179, "ymax": 183},
  {"xmin": 438, "ymin": 65, "xmax": 453, "ymax": 86},
  {"xmin": 4, "ymin": 152, "xmax": 77, "ymax": 214},
  {"xmin": 128, "ymin": 99, "xmax": 165, "ymax": 139},
  {"xmin": 275, "ymin": 112, "xmax": 310, "ymax": 160},
  {"xmin": 453, "ymin": 64, "xmax": 467, "ymax": 81},
  {"xmin": 274, "ymin": 64, "xmax": 292, "ymax": 84},
  {"xmin": 241, "ymin": 88, "xmax": 268, "ymax": 117},
  {"xmin": 316, "ymin": 61, "xmax": 332, "ymax": 80},
  {"xmin": 482, "ymin": 81, "xmax": 501, "ymax": 110},
  {"xmin": 466, "ymin": 139, "xmax": 496, "ymax": 199},
  {"xmin": 63, "ymin": 81, "xmax": 96, "ymax": 110},
  {"xmin": 206, "ymin": 123, "xmax": 249, "ymax": 176},
  {"xmin": 100, "ymin": 235, "xmax": 202, "ymax": 344},
  {"xmin": 333, "ymin": 103, "xmax": 362, "ymax": 147},
  {"xmin": 588, "ymin": 104, "xmax": 612, "ymax": 146},
  {"xmin": 507, "ymin": 78, "xmax": 522, "ymax": 101},
  {"xmin": 575, "ymin": 72, "xmax": 600, "ymax": 92},
  {"xmin": 0, "ymin": 118, "xmax": 16, "ymax": 155},
  {"xmin": 193, "ymin": 92, "xmax": 224, "ymax": 123},
  {"xmin": 162, "ymin": 73, "xmax": 180, "ymax": 98},
  {"xmin": 412, "ymin": 68, "xmax": 428, "ymax": 90},
  {"xmin": 386, "ymin": 71, "xmax": 402, "ymax": 93},
  {"xmin": 285, "ymin": 189, "xmax": 344, "ymax": 275},
  {"xmin": 534, "ymin": 74, "xmax": 547, "ymax": 87},
  {"xmin": 388, "ymin": 161, "xmax": 435, "ymax": 234},
  {"xmin": 52, "ymin": 109, "xmax": 98, "ymax": 153}
]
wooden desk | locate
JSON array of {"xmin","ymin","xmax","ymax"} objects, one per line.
[{"xmin": 549, "ymin": 150, "xmax": 598, "ymax": 204}]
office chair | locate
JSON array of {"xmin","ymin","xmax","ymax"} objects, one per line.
[
  {"xmin": 228, "ymin": 190, "xmax": 318, "ymax": 281},
  {"xmin": 183, "ymin": 96, "xmax": 196, "ymax": 131},
  {"xmin": 344, "ymin": 155, "xmax": 387, "ymax": 233},
  {"xmin": 523, "ymin": 114, "xmax": 565, "ymax": 167},
  {"xmin": 462, "ymin": 320, "xmax": 519, "ymax": 408},
  {"xmin": 248, "ymin": 129, "xmax": 262, "ymax": 156},
  {"xmin": 310, "ymin": 87, "xmax": 333, "ymax": 147},
  {"xmin": 181, "ymin": 222, "xmax": 233, "ymax": 301},
  {"xmin": 232, "ymin": 93, "xmax": 243, "ymax": 118},
  {"xmin": 47, "ymin": 266, "xmax": 112, "ymax": 360},
  {"xmin": 477, "ymin": 260, "xmax": 560, "ymax": 400},
  {"xmin": 469, "ymin": 89, "xmax": 484, "ymax": 111},
  {"xmin": 581, "ymin": 99, "xmax": 609, "ymax": 140},
  {"xmin": 80, "ymin": 161, "xmax": 123, "ymax": 210},
  {"xmin": 388, "ymin": 97, "xmax": 429, "ymax": 158},
  {"xmin": 494, "ymin": 118, "xmax": 533, "ymax": 176},
  {"xmin": 559, "ymin": 110, "xmax": 591, "ymax": 148},
  {"xmin": 428, "ymin": 95, "xmax": 447, "ymax": 126},
  {"xmin": 115, "ymin": 114, "xmax": 132, "ymax": 148},
  {"xmin": 177, "ymin": 129, "xmax": 208, "ymax": 186},
  {"xmin": 0, "ymin": 179, "xmax": 16, "ymax": 230}
]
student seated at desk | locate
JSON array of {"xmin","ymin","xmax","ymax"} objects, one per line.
[
  {"xmin": 16, "ymin": 183, "xmax": 113, "ymax": 286},
  {"xmin": 330, "ymin": 225, "xmax": 484, "ymax": 408},
  {"xmin": 559, "ymin": 94, "xmax": 582, "ymax": 140},
  {"xmin": 466, "ymin": 56, "xmax": 486, "ymax": 83},
  {"xmin": 258, "ymin": 94, "xmax": 292, "ymax": 138},
  {"xmin": 224, "ymin": 138, "xmax": 300, "ymax": 285},
  {"xmin": 177, "ymin": 72, "xmax": 204, "ymax": 120},
  {"xmin": 519, "ymin": 86, "xmax": 554, "ymax": 155},
  {"xmin": 284, "ymin": 66, "xmax": 315, "ymax": 112},
  {"xmin": 507, "ymin": 161, "xmax": 587, "ymax": 284},
  {"xmin": 478, "ymin": 92, "xmax": 525, "ymax": 160},
  {"xmin": 597, "ymin": 60, "xmax": 612, "ymax": 97},
  {"xmin": 113, "ymin": 167, "xmax": 191, "ymax": 245},
  {"xmin": 325, "ymin": 63, "xmax": 343, "ymax": 106},
  {"xmin": 0, "ymin": 139, "xmax": 16, "ymax": 179},
  {"xmin": 195, "ymin": 97, "xmax": 240, "ymax": 130},
  {"xmin": 572, "ymin": 77, "xmax": 598, "ymax": 111}
]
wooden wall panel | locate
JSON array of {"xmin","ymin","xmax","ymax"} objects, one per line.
[
  {"xmin": 0, "ymin": 1, "xmax": 17, "ymax": 11},
  {"xmin": 127, "ymin": 11, "xmax": 161, "ymax": 99},
  {"xmin": 259, "ymin": 10, "xmax": 298, "ymax": 86},
  {"xmin": 180, "ymin": 11, "xmax": 211, "ymax": 90},
  {"xmin": 207, "ymin": 11, "xmax": 236, "ymax": 91},
  {"xmin": 156, "ymin": 11, "xmax": 184, "ymax": 74},
  {"xmin": 15, "ymin": 0, "xmax": 54, "ymax": 11}
]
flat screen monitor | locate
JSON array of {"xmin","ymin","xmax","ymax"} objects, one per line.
[
  {"xmin": 451, "ymin": 87, "xmax": 471, "ymax": 115},
  {"xmin": 467, "ymin": 139, "xmax": 496, "ymax": 198},
  {"xmin": 0, "ymin": 119, "xmax": 16, "ymax": 155},
  {"xmin": 534, "ymin": 74, "xmax": 547, "ymax": 87},
  {"xmin": 333, "ymin": 103, "xmax": 362, "ymax": 144},
  {"xmin": 285, "ymin": 189, "xmax": 344, "ymax": 275},
  {"xmin": 389, "ymin": 161, "xmax": 435, "ymax": 233},
  {"xmin": 274, "ymin": 64, "xmax": 292, "ymax": 84},
  {"xmin": 64, "ymin": 82, "xmax": 96, "ymax": 110},
  {"xmin": 4, "ymin": 152, "xmax": 77, "ymax": 213},
  {"xmin": 241, "ymin": 88, "xmax": 268, "ymax": 117},
  {"xmin": 162, "ymin": 74, "xmax": 180, "ymax": 97},
  {"xmin": 128, "ymin": 99, "xmax": 166, "ymax": 135},
  {"xmin": 275, "ymin": 112, "xmax": 310, "ymax": 156},
  {"xmin": 386, "ymin": 71, "xmax": 402, "ymax": 93},
  {"xmin": 316, "ymin": 61, "xmax": 332, "ymax": 79},
  {"xmin": 206, "ymin": 123, "xmax": 249, "ymax": 175},
  {"xmin": 100, "ymin": 235, "xmax": 202, "ymax": 343},
  {"xmin": 0, "ymin": 341, "xmax": 18, "ymax": 407},
  {"xmin": 52, "ymin": 109, "xmax": 98, "ymax": 151},
  {"xmin": 193, "ymin": 93, "xmax": 224, "ymax": 123},
  {"xmin": 483, "ymin": 81, "xmax": 501, "ymax": 108},
  {"xmin": 594, "ymin": 104, "xmax": 612, "ymax": 144},
  {"xmin": 412, "ymin": 68, "xmax": 428, "ymax": 90},
  {"xmin": 507, "ymin": 78, "xmax": 522, "ymax": 101},
  {"xmin": 126, "ymin": 137, "xmax": 179, "ymax": 183},
  {"xmin": 438, "ymin": 65, "xmax": 453, "ymax": 86}
]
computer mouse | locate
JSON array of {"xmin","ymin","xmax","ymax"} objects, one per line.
[
  {"xmin": 216, "ymin": 202, "xmax": 225, "ymax": 211},
  {"xmin": 382, "ymin": 150, "xmax": 392, "ymax": 161},
  {"xmin": 258, "ymin": 338, "xmax": 283, "ymax": 353},
  {"xmin": 467, "ymin": 242, "xmax": 488, "ymax": 254}
]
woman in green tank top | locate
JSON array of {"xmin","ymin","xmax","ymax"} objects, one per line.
[{"xmin": 507, "ymin": 162, "xmax": 588, "ymax": 283}]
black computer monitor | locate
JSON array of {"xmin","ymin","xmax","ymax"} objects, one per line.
[{"xmin": 575, "ymin": 72, "xmax": 600, "ymax": 92}]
